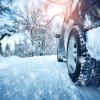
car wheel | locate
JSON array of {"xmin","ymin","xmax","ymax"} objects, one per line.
[
  {"xmin": 67, "ymin": 30, "xmax": 82, "ymax": 82},
  {"xmin": 57, "ymin": 48, "xmax": 63, "ymax": 62}
]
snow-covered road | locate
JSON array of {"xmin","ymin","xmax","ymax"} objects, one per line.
[{"xmin": 0, "ymin": 55, "xmax": 100, "ymax": 100}]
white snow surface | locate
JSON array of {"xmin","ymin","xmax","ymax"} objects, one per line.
[
  {"xmin": 86, "ymin": 27, "xmax": 100, "ymax": 60},
  {"xmin": 0, "ymin": 55, "xmax": 100, "ymax": 100},
  {"xmin": 84, "ymin": 15, "xmax": 92, "ymax": 28}
]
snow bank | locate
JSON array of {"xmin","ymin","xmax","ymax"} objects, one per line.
[
  {"xmin": 86, "ymin": 27, "xmax": 100, "ymax": 60},
  {"xmin": 1, "ymin": 33, "xmax": 30, "ymax": 53},
  {"xmin": 84, "ymin": 15, "xmax": 92, "ymax": 28}
]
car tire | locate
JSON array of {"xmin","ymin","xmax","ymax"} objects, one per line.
[
  {"xmin": 67, "ymin": 29, "xmax": 86, "ymax": 82},
  {"xmin": 57, "ymin": 48, "xmax": 63, "ymax": 62}
]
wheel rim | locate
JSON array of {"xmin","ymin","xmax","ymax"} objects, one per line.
[{"xmin": 67, "ymin": 35, "xmax": 78, "ymax": 74}]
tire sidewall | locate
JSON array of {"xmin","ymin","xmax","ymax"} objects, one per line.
[{"xmin": 67, "ymin": 30, "xmax": 81, "ymax": 82}]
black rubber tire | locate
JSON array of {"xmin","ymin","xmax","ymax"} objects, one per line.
[
  {"xmin": 57, "ymin": 57, "xmax": 63, "ymax": 62},
  {"xmin": 67, "ymin": 29, "xmax": 84, "ymax": 82},
  {"xmin": 57, "ymin": 48, "xmax": 63, "ymax": 62}
]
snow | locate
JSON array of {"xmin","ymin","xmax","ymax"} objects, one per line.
[
  {"xmin": 1, "ymin": 36, "xmax": 9, "ymax": 52},
  {"xmin": 0, "ymin": 33, "xmax": 30, "ymax": 53},
  {"xmin": 0, "ymin": 55, "xmax": 100, "ymax": 100},
  {"xmin": 84, "ymin": 15, "xmax": 92, "ymax": 28},
  {"xmin": 0, "ymin": 17, "xmax": 13, "ymax": 26},
  {"xmin": 84, "ymin": 14, "xmax": 100, "ymax": 60},
  {"xmin": 86, "ymin": 27, "xmax": 100, "ymax": 60}
]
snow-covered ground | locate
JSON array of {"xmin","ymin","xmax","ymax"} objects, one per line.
[{"xmin": 0, "ymin": 55, "xmax": 100, "ymax": 100}]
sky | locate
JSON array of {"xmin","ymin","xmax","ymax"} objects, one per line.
[
  {"xmin": 15, "ymin": 0, "xmax": 46, "ymax": 11},
  {"xmin": 14, "ymin": 0, "xmax": 65, "ymax": 29},
  {"xmin": 14, "ymin": 0, "xmax": 79, "ymax": 17},
  {"xmin": 14, "ymin": 0, "xmax": 65, "ymax": 17}
]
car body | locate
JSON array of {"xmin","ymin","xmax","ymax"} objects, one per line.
[{"xmin": 56, "ymin": 0, "xmax": 100, "ymax": 85}]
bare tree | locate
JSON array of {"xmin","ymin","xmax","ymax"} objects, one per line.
[
  {"xmin": 13, "ymin": 0, "xmax": 67, "ymax": 56},
  {"xmin": 13, "ymin": 0, "xmax": 55, "ymax": 55}
]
